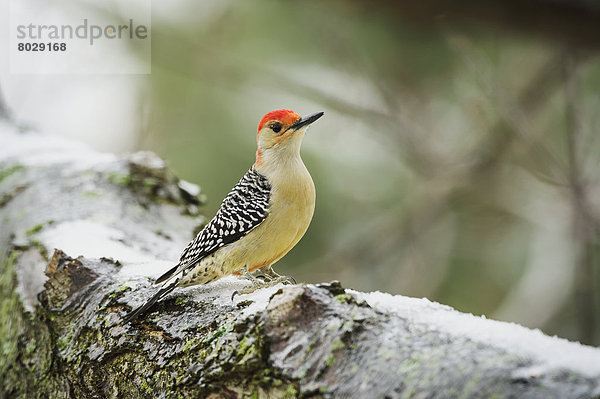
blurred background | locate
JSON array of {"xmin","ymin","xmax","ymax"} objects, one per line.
[{"xmin": 1, "ymin": 0, "xmax": 599, "ymax": 346}]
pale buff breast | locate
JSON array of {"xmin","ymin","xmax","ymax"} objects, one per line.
[{"xmin": 201, "ymin": 164, "xmax": 315, "ymax": 277}]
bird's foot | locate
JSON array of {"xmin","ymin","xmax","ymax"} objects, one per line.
[
  {"xmin": 257, "ymin": 265, "xmax": 296, "ymax": 284},
  {"xmin": 232, "ymin": 266, "xmax": 296, "ymax": 300}
]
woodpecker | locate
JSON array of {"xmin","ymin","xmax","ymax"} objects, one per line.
[{"xmin": 123, "ymin": 109, "xmax": 323, "ymax": 323}]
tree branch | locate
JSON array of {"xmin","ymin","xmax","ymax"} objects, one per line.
[{"xmin": 1, "ymin": 123, "xmax": 599, "ymax": 398}]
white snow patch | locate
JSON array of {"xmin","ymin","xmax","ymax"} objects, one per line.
[
  {"xmin": 119, "ymin": 272, "xmax": 286, "ymax": 318},
  {"xmin": 14, "ymin": 249, "xmax": 48, "ymax": 313},
  {"xmin": 39, "ymin": 220, "xmax": 162, "ymax": 264},
  {"xmin": 177, "ymin": 180, "xmax": 201, "ymax": 197},
  {"xmin": 185, "ymin": 275, "xmax": 287, "ymax": 317},
  {"xmin": 352, "ymin": 290, "xmax": 600, "ymax": 378},
  {"xmin": 118, "ymin": 261, "xmax": 175, "ymax": 280}
]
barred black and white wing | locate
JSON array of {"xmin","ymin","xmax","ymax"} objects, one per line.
[{"xmin": 155, "ymin": 167, "xmax": 271, "ymax": 284}]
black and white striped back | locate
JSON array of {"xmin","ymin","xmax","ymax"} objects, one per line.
[{"xmin": 155, "ymin": 167, "xmax": 271, "ymax": 284}]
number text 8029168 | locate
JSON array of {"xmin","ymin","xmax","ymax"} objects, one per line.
[{"xmin": 17, "ymin": 42, "xmax": 67, "ymax": 51}]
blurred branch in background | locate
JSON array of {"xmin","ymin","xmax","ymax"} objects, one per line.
[
  {"xmin": 315, "ymin": 53, "xmax": 565, "ymax": 335},
  {"xmin": 563, "ymin": 51, "xmax": 600, "ymax": 345},
  {"xmin": 369, "ymin": 0, "xmax": 600, "ymax": 50}
]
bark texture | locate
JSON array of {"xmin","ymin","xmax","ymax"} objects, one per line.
[{"xmin": 1, "ymin": 123, "xmax": 599, "ymax": 399}]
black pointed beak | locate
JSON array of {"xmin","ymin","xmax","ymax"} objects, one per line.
[{"xmin": 289, "ymin": 112, "xmax": 324, "ymax": 131}]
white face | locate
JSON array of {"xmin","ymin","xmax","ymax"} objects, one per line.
[
  {"xmin": 255, "ymin": 111, "xmax": 323, "ymax": 169},
  {"xmin": 257, "ymin": 119, "xmax": 306, "ymax": 154}
]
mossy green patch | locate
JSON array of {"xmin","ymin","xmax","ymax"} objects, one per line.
[
  {"xmin": 26, "ymin": 221, "xmax": 53, "ymax": 237},
  {"xmin": 107, "ymin": 284, "xmax": 130, "ymax": 300},
  {"xmin": 107, "ymin": 172, "xmax": 132, "ymax": 186},
  {"xmin": 283, "ymin": 384, "xmax": 298, "ymax": 398},
  {"xmin": 236, "ymin": 336, "xmax": 253, "ymax": 356},
  {"xmin": 325, "ymin": 354, "xmax": 335, "ymax": 367},
  {"xmin": 334, "ymin": 293, "xmax": 353, "ymax": 304},
  {"xmin": 181, "ymin": 337, "xmax": 201, "ymax": 352},
  {"xmin": 25, "ymin": 224, "xmax": 44, "ymax": 236},
  {"xmin": 142, "ymin": 177, "xmax": 158, "ymax": 188},
  {"xmin": 175, "ymin": 296, "xmax": 189, "ymax": 305},
  {"xmin": 0, "ymin": 250, "xmax": 59, "ymax": 394},
  {"xmin": 0, "ymin": 251, "xmax": 22, "ymax": 380},
  {"xmin": 139, "ymin": 378, "xmax": 153, "ymax": 394},
  {"xmin": 25, "ymin": 339, "xmax": 37, "ymax": 355},
  {"xmin": 56, "ymin": 326, "xmax": 76, "ymax": 353},
  {"xmin": 82, "ymin": 191, "xmax": 101, "ymax": 198},
  {"xmin": 331, "ymin": 339, "xmax": 345, "ymax": 352},
  {"xmin": 0, "ymin": 165, "xmax": 24, "ymax": 184}
]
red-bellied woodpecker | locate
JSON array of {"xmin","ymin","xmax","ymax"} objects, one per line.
[{"xmin": 123, "ymin": 109, "xmax": 323, "ymax": 322}]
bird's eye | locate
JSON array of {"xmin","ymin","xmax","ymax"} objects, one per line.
[{"xmin": 271, "ymin": 123, "xmax": 282, "ymax": 133}]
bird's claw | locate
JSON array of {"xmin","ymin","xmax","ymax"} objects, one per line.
[
  {"xmin": 231, "ymin": 266, "xmax": 297, "ymax": 300},
  {"xmin": 285, "ymin": 275, "xmax": 297, "ymax": 284}
]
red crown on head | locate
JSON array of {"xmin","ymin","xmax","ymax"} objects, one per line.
[{"xmin": 257, "ymin": 109, "xmax": 300, "ymax": 132}]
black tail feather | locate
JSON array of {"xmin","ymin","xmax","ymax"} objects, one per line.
[
  {"xmin": 122, "ymin": 279, "xmax": 178, "ymax": 324},
  {"xmin": 155, "ymin": 264, "xmax": 180, "ymax": 285}
]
